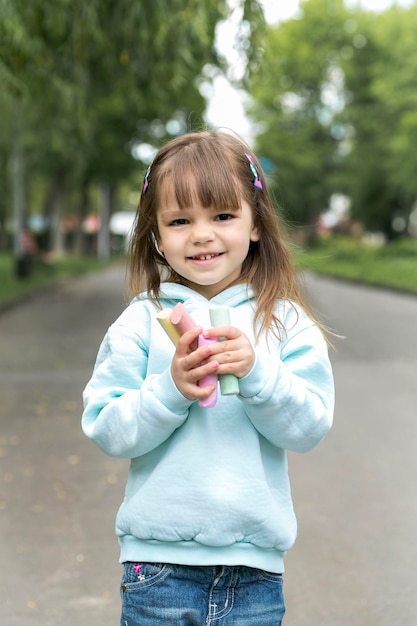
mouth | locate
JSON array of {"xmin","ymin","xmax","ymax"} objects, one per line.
[{"xmin": 189, "ymin": 252, "xmax": 223, "ymax": 261}]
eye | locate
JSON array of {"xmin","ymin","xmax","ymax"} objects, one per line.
[
  {"xmin": 215, "ymin": 213, "xmax": 234, "ymax": 221},
  {"xmin": 170, "ymin": 218, "xmax": 188, "ymax": 226}
]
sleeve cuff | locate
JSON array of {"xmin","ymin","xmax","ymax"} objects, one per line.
[
  {"xmin": 237, "ymin": 354, "xmax": 271, "ymax": 398},
  {"xmin": 148, "ymin": 367, "xmax": 194, "ymax": 414}
]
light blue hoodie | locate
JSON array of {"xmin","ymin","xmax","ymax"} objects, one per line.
[{"xmin": 82, "ymin": 282, "xmax": 334, "ymax": 574}]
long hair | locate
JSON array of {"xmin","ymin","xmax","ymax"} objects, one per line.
[{"xmin": 129, "ymin": 130, "xmax": 324, "ymax": 341}]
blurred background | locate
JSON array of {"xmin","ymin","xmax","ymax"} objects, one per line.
[
  {"xmin": 1, "ymin": 3, "xmax": 417, "ymax": 624},
  {"xmin": 1, "ymin": 0, "xmax": 416, "ymax": 302}
]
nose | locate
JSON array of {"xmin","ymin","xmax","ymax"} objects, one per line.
[{"xmin": 191, "ymin": 219, "xmax": 215, "ymax": 244}]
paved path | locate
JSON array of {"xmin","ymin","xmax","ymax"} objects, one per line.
[
  {"xmin": 0, "ymin": 266, "xmax": 128, "ymax": 625},
  {"xmin": 0, "ymin": 265, "xmax": 416, "ymax": 625},
  {"xmin": 285, "ymin": 275, "xmax": 417, "ymax": 625}
]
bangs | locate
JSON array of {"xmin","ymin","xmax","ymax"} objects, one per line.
[{"xmin": 158, "ymin": 142, "xmax": 242, "ymax": 210}]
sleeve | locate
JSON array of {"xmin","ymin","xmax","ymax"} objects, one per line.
[
  {"xmin": 237, "ymin": 308, "xmax": 335, "ymax": 453},
  {"xmin": 81, "ymin": 322, "xmax": 192, "ymax": 458}
]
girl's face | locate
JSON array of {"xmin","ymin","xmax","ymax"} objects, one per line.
[{"xmin": 156, "ymin": 185, "xmax": 260, "ymax": 299}]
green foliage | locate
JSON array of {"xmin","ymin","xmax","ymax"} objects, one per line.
[
  {"xmin": 372, "ymin": 5, "xmax": 417, "ymax": 201},
  {"xmin": 249, "ymin": 0, "xmax": 417, "ymax": 237},
  {"xmin": 249, "ymin": 0, "xmax": 349, "ymax": 225},
  {"xmin": 0, "ymin": 253, "xmax": 113, "ymax": 307},
  {"xmin": 0, "ymin": 0, "xmax": 264, "ymax": 252},
  {"xmin": 334, "ymin": 6, "xmax": 415, "ymax": 233},
  {"xmin": 295, "ymin": 236, "xmax": 417, "ymax": 293}
]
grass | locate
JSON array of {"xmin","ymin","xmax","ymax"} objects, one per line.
[
  {"xmin": 295, "ymin": 236, "xmax": 417, "ymax": 295},
  {"xmin": 0, "ymin": 253, "xmax": 115, "ymax": 309}
]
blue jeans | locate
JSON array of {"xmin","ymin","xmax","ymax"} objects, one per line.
[{"xmin": 120, "ymin": 562, "xmax": 285, "ymax": 625}]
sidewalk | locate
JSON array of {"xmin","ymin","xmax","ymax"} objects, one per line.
[{"xmin": 0, "ymin": 265, "xmax": 128, "ymax": 625}]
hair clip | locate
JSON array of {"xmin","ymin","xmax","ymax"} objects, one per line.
[
  {"xmin": 245, "ymin": 153, "xmax": 263, "ymax": 190},
  {"xmin": 142, "ymin": 164, "xmax": 152, "ymax": 193}
]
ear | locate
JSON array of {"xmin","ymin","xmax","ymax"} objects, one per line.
[
  {"xmin": 156, "ymin": 239, "xmax": 165, "ymax": 257},
  {"xmin": 152, "ymin": 232, "xmax": 164, "ymax": 256},
  {"xmin": 250, "ymin": 224, "xmax": 260, "ymax": 242}
]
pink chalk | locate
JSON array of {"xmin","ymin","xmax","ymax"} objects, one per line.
[
  {"xmin": 197, "ymin": 334, "xmax": 218, "ymax": 408},
  {"xmin": 171, "ymin": 303, "xmax": 198, "ymax": 351}
]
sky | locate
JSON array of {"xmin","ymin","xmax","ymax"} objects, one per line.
[
  {"xmin": 261, "ymin": 0, "xmax": 414, "ymax": 24},
  {"xmin": 205, "ymin": 0, "xmax": 415, "ymax": 141}
]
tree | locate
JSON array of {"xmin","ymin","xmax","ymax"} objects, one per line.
[
  {"xmin": 248, "ymin": 0, "xmax": 417, "ymax": 238},
  {"xmin": 0, "ymin": 0, "xmax": 46, "ymax": 270},
  {"xmin": 248, "ymin": 0, "xmax": 349, "ymax": 228},
  {"xmin": 364, "ymin": 4, "xmax": 417, "ymax": 233},
  {"xmin": 0, "ymin": 0, "xmax": 265, "ymax": 257},
  {"xmin": 335, "ymin": 6, "xmax": 416, "ymax": 236}
]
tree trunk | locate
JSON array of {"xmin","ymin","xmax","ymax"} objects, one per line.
[
  {"xmin": 97, "ymin": 183, "xmax": 114, "ymax": 259},
  {"xmin": 11, "ymin": 100, "xmax": 29, "ymax": 277},
  {"xmin": 43, "ymin": 170, "xmax": 67, "ymax": 256}
]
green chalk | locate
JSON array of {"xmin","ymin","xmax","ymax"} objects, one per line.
[
  {"xmin": 217, "ymin": 372, "xmax": 240, "ymax": 396},
  {"xmin": 209, "ymin": 307, "xmax": 240, "ymax": 395}
]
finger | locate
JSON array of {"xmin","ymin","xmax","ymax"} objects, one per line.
[
  {"xmin": 176, "ymin": 326, "xmax": 202, "ymax": 355},
  {"xmin": 204, "ymin": 339, "xmax": 240, "ymax": 362},
  {"xmin": 183, "ymin": 383, "xmax": 217, "ymax": 404},
  {"xmin": 185, "ymin": 341, "xmax": 219, "ymax": 370},
  {"xmin": 188, "ymin": 359, "xmax": 219, "ymax": 384},
  {"xmin": 180, "ymin": 363, "xmax": 218, "ymax": 402},
  {"xmin": 202, "ymin": 325, "xmax": 239, "ymax": 340}
]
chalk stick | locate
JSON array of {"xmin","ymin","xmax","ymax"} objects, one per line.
[
  {"xmin": 209, "ymin": 307, "xmax": 240, "ymax": 396},
  {"xmin": 171, "ymin": 303, "xmax": 198, "ymax": 351},
  {"xmin": 197, "ymin": 335, "xmax": 218, "ymax": 408},
  {"xmin": 156, "ymin": 309, "xmax": 181, "ymax": 346}
]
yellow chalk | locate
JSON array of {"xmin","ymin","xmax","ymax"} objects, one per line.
[{"xmin": 156, "ymin": 309, "xmax": 181, "ymax": 346}]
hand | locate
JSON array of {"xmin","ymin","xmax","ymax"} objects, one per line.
[
  {"xmin": 202, "ymin": 325, "xmax": 255, "ymax": 379},
  {"xmin": 171, "ymin": 327, "xmax": 219, "ymax": 402}
]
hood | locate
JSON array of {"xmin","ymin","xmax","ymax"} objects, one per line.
[{"xmin": 138, "ymin": 282, "xmax": 255, "ymax": 314}]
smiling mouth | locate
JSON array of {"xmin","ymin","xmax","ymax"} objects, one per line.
[{"xmin": 189, "ymin": 253, "xmax": 223, "ymax": 261}]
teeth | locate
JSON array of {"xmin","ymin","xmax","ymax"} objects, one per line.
[{"xmin": 193, "ymin": 254, "xmax": 218, "ymax": 260}]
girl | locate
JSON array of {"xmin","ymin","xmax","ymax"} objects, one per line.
[{"xmin": 82, "ymin": 130, "xmax": 334, "ymax": 625}]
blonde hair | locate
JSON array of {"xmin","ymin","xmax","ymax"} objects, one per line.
[{"xmin": 129, "ymin": 130, "xmax": 325, "ymax": 342}]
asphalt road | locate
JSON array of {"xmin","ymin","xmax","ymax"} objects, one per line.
[{"xmin": 0, "ymin": 264, "xmax": 416, "ymax": 625}]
